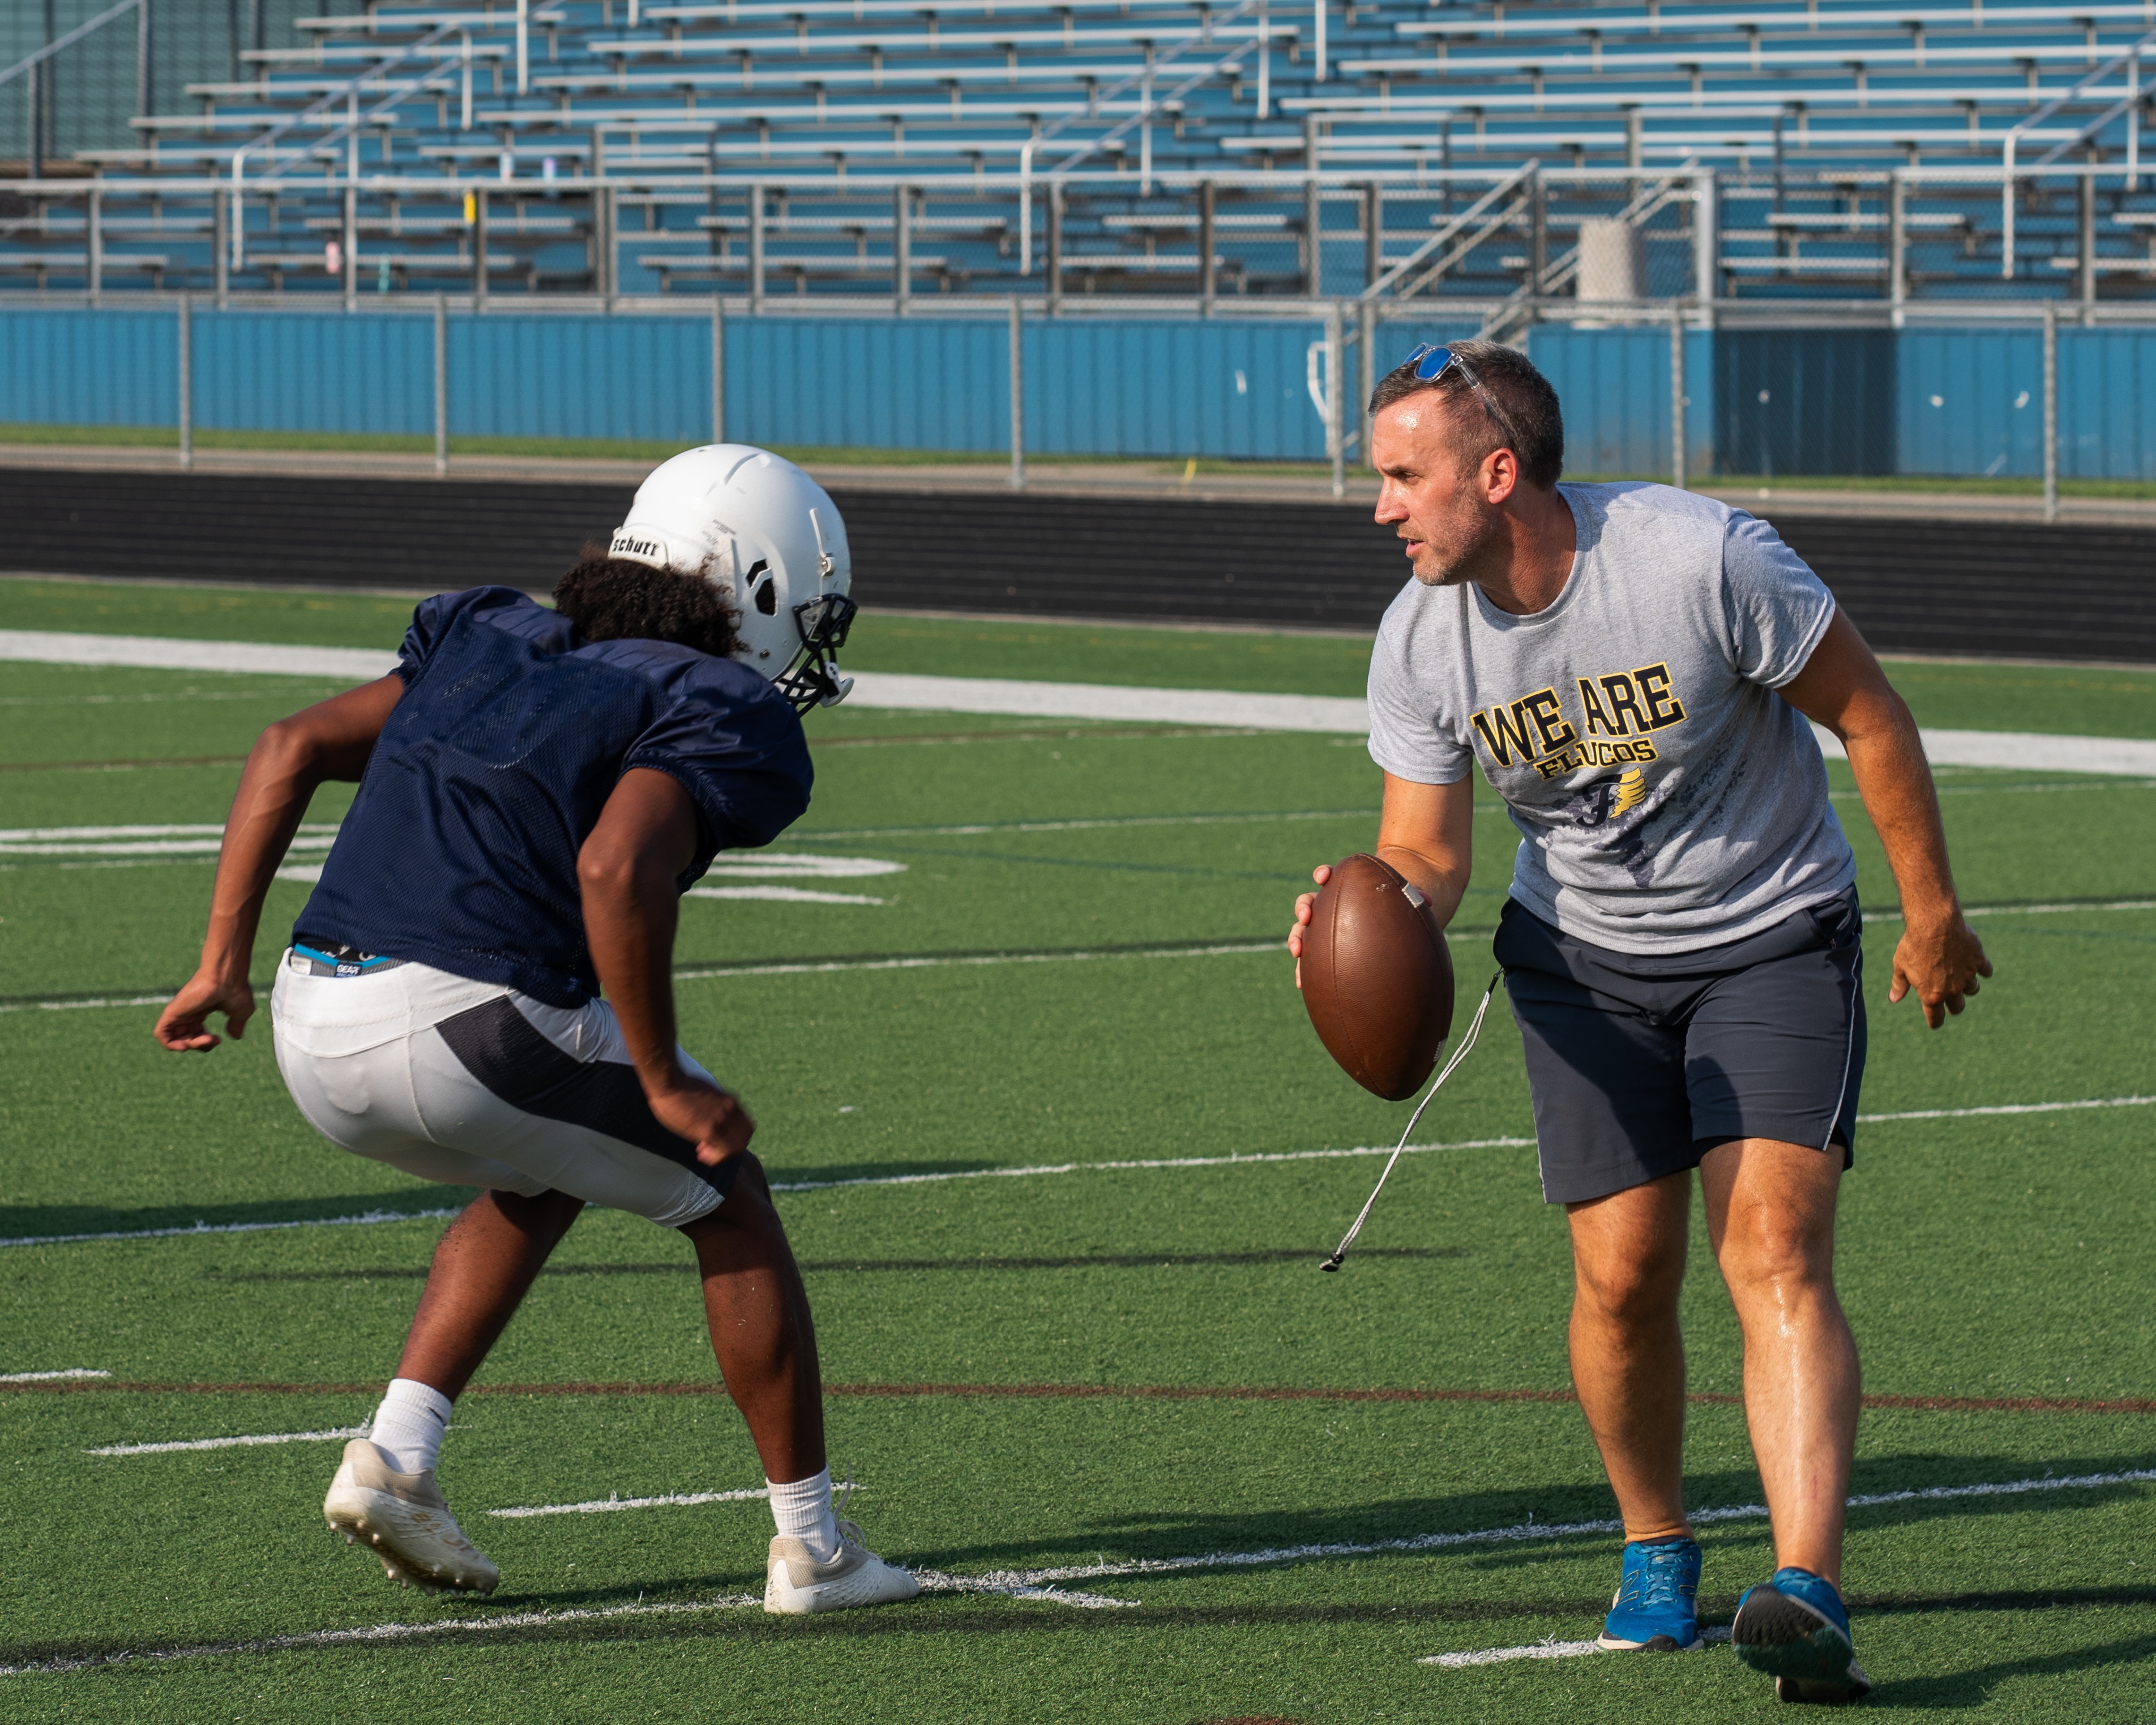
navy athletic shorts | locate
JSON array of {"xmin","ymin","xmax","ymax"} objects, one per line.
[{"xmin": 1493, "ymin": 889, "xmax": 1866, "ymax": 1206}]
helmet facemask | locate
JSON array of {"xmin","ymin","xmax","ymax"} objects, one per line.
[{"xmin": 769, "ymin": 592, "xmax": 858, "ymax": 715}]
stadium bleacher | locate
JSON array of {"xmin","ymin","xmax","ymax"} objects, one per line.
[{"xmin": 3, "ymin": 0, "xmax": 2155, "ymax": 303}]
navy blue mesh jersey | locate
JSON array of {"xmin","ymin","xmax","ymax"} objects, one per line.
[{"xmin": 294, "ymin": 587, "xmax": 814, "ymax": 1007}]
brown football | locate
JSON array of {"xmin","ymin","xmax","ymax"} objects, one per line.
[{"xmin": 1299, "ymin": 852, "xmax": 1456, "ymax": 1100}]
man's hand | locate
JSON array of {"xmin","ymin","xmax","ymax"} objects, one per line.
[
  {"xmin": 647, "ymin": 1074, "xmax": 756, "ymax": 1167},
  {"xmin": 1287, "ymin": 863, "xmax": 1334, "ymax": 990},
  {"xmin": 155, "ymin": 968, "xmax": 255, "ymax": 1052},
  {"xmin": 1779, "ymin": 612, "xmax": 1994, "ymax": 1034},
  {"xmin": 1890, "ymin": 909, "xmax": 1994, "ymax": 1028}
]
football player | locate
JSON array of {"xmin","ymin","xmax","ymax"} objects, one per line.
[{"xmin": 156, "ymin": 446, "xmax": 917, "ymax": 1617}]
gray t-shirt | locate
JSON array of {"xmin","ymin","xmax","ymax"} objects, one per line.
[{"xmin": 1366, "ymin": 481, "xmax": 1855, "ymax": 955}]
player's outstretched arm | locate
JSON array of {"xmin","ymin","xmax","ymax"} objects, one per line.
[
  {"xmin": 1289, "ymin": 772, "xmax": 1474, "ymax": 987},
  {"xmin": 155, "ymin": 674, "xmax": 405, "ymax": 1052},
  {"xmin": 1778, "ymin": 609, "xmax": 1993, "ymax": 1028},
  {"xmin": 579, "ymin": 767, "xmax": 755, "ymax": 1167}
]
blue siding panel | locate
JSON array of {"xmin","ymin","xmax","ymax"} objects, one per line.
[
  {"xmin": 193, "ymin": 312, "xmax": 434, "ymax": 435},
  {"xmin": 2058, "ymin": 328, "xmax": 2156, "ymax": 479},
  {"xmin": 1520, "ymin": 324, "xmax": 1713, "ymax": 480},
  {"xmin": 7, "ymin": 306, "xmax": 2155, "ymax": 479},
  {"xmin": 1897, "ymin": 328, "xmax": 2043, "ymax": 478},
  {"xmin": 1026, "ymin": 319, "xmax": 1326, "ymax": 459},
  {"xmin": 725, "ymin": 318, "xmax": 1006, "ymax": 451},
  {"xmin": 1531, "ymin": 326, "xmax": 1674, "ymax": 476},
  {"xmin": 454, "ymin": 315, "xmax": 711, "ymax": 443},
  {"xmin": 0, "ymin": 309, "xmax": 175, "ymax": 426}
]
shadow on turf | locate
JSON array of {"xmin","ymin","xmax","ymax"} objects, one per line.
[
  {"xmin": 14, "ymin": 1586, "xmax": 2156, "ymax": 1676},
  {"xmin": 1854, "ymin": 1612, "xmax": 2156, "ymax": 1709},
  {"xmin": 886, "ymin": 1453, "xmax": 2156, "ymax": 1574},
  {"xmin": 199, "ymin": 1248, "xmax": 1458, "ymax": 1283},
  {"xmin": 0, "ymin": 1189, "xmax": 479, "ymax": 1242}
]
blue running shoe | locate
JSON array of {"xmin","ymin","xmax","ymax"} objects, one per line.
[
  {"xmin": 1732, "ymin": 1568, "xmax": 1872, "ymax": 1704},
  {"xmin": 1597, "ymin": 1536, "xmax": 1703, "ymax": 1651}
]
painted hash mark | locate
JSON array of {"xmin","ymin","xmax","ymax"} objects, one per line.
[
  {"xmin": 0, "ymin": 1368, "xmax": 109, "ymax": 1383},
  {"xmin": 1424, "ymin": 1628, "xmax": 1732, "ymax": 1668}
]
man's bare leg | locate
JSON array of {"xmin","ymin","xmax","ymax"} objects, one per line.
[
  {"xmin": 395, "ymin": 1188, "xmax": 587, "ymax": 1396},
  {"xmin": 681, "ymin": 1153, "xmax": 827, "ymax": 1484},
  {"xmin": 1700, "ymin": 1137, "xmax": 1858, "ymax": 1587},
  {"xmin": 1564, "ymin": 1168, "xmax": 1695, "ymax": 1542}
]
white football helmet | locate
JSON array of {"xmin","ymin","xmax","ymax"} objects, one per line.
[{"xmin": 608, "ymin": 444, "xmax": 857, "ymax": 713}]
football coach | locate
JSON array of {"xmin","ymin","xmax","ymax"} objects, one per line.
[{"xmin": 1287, "ymin": 341, "xmax": 1991, "ymax": 1704}]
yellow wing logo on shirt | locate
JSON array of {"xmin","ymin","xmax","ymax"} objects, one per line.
[{"xmin": 1611, "ymin": 767, "xmax": 1648, "ymax": 817}]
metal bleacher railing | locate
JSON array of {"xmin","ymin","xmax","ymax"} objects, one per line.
[
  {"xmin": 5, "ymin": 0, "xmax": 2156, "ymax": 503},
  {"xmin": 7, "ymin": 0, "xmax": 2156, "ymax": 301}
]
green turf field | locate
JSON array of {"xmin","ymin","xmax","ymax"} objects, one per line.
[{"xmin": 3, "ymin": 578, "xmax": 2155, "ymax": 1722}]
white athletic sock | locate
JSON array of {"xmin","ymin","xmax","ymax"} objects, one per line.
[
  {"xmin": 366, "ymin": 1378, "xmax": 453, "ymax": 1475},
  {"xmin": 767, "ymin": 1469, "xmax": 840, "ymax": 1563}
]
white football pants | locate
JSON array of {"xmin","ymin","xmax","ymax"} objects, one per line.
[{"xmin": 271, "ymin": 951, "xmax": 733, "ymax": 1228}]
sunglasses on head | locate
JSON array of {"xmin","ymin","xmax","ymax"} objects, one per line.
[
  {"xmin": 1404, "ymin": 343, "xmax": 1479, "ymax": 386},
  {"xmin": 1401, "ymin": 343, "xmax": 1520, "ymax": 446}
]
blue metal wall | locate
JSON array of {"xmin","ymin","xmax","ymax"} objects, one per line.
[
  {"xmin": 1023, "ymin": 320, "xmax": 1326, "ymax": 459},
  {"xmin": 728, "ymin": 317, "xmax": 1007, "ymax": 451},
  {"xmin": 457, "ymin": 315, "xmax": 713, "ymax": 443},
  {"xmin": 1898, "ymin": 327, "xmax": 2044, "ymax": 479},
  {"xmin": 4, "ymin": 305, "xmax": 2153, "ymax": 477},
  {"xmin": 2056, "ymin": 328, "xmax": 2156, "ymax": 480},
  {"xmin": 1529, "ymin": 324, "xmax": 1714, "ymax": 479},
  {"xmin": 193, "ymin": 312, "xmax": 434, "ymax": 436},
  {"xmin": 0, "ymin": 309, "xmax": 177, "ymax": 426}
]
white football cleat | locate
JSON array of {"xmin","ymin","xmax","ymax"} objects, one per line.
[
  {"xmin": 764, "ymin": 1518, "xmax": 920, "ymax": 1615},
  {"xmin": 322, "ymin": 1438, "xmax": 500, "ymax": 1595}
]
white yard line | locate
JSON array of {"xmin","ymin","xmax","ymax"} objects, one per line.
[
  {"xmin": 6, "ymin": 630, "xmax": 2153, "ymax": 772},
  {"xmin": 686, "ymin": 886, "xmax": 887, "ymax": 905},
  {"xmin": 88, "ymin": 1426, "xmax": 366, "ymax": 1457},
  {"xmin": 775, "ymin": 1092, "xmax": 2156, "ymax": 1194},
  {"xmin": 674, "ymin": 940, "xmax": 1280, "ymax": 985},
  {"xmin": 1858, "ymin": 1095, "xmax": 2156, "ymax": 1123},
  {"xmin": 0, "ymin": 1206, "xmax": 460, "ymax": 1250},
  {"xmin": 2, "ymin": 1468, "xmax": 2146, "ymax": 1677},
  {"xmin": 0, "ymin": 1573, "xmax": 1129, "ymax": 1680},
  {"xmin": 1866, "ymin": 898, "xmax": 2156, "ymax": 923},
  {"xmin": 0, "ymin": 632, "xmax": 400, "ymax": 681},
  {"xmin": 1811, "ymin": 723, "xmax": 2156, "ymax": 777},
  {"xmin": 0, "ymin": 1594, "xmax": 767, "ymax": 1679},
  {"xmin": 954, "ymin": 1466, "xmax": 2156, "ymax": 1596},
  {"xmin": 1421, "ymin": 1468, "xmax": 2156, "ymax": 1669},
  {"xmin": 805, "ymin": 808, "xmax": 1382, "ymax": 840},
  {"xmin": 489, "ymin": 1487, "xmax": 771, "ymax": 1518},
  {"xmin": 767, "ymin": 1137, "xmax": 1539, "ymax": 1194},
  {"xmin": 5, "ymin": 1095, "xmax": 2150, "ymax": 1251},
  {"xmin": 0, "ymin": 1368, "xmax": 109, "ymax": 1383}
]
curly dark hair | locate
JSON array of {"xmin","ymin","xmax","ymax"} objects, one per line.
[{"xmin": 552, "ymin": 550, "xmax": 741, "ymax": 659}]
